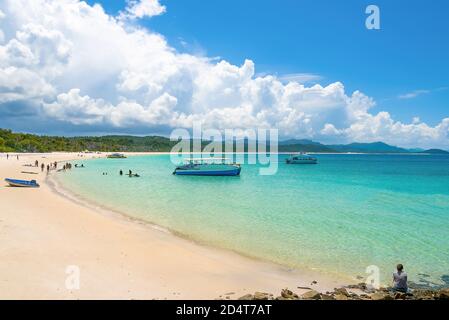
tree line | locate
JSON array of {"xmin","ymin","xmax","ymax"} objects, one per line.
[{"xmin": 0, "ymin": 129, "xmax": 176, "ymax": 153}]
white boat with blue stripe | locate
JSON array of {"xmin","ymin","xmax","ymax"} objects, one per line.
[
  {"xmin": 5, "ymin": 178, "xmax": 40, "ymax": 188},
  {"xmin": 173, "ymin": 158, "xmax": 241, "ymax": 176}
]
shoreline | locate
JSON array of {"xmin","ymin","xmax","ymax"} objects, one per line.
[
  {"xmin": 0, "ymin": 152, "xmax": 347, "ymax": 299},
  {"xmin": 48, "ymin": 165, "xmax": 357, "ymax": 286}
]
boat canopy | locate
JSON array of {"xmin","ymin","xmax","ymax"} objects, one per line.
[
  {"xmin": 185, "ymin": 157, "xmax": 229, "ymax": 161},
  {"xmin": 290, "ymin": 152, "xmax": 308, "ymax": 155},
  {"xmin": 184, "ymin": 157, "xmax": 231, "ymax": 163}
]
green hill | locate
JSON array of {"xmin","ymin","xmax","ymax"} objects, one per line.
[
  {"xmin": 278, "ymin": 143, "xmax": 336, "ymax": 153},
  {"xmin": 0, "ymin": 129, "xmax": 176, "ymax": 153},
  {"xmin": 328, "ymin": 142, "xmax": 409, "ymax": 153},
  {"xmin": 420, "ymin": 149, "xmax": 449, "ymax": 155},
  {"xmin": 1, "ymin": 128, "xmax": 445, "ymax": 154}
]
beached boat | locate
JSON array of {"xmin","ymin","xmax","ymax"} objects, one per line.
[
  {"xmin": 107, "ymin": 153, "xmax": 127, "ymax": 159},
  {"xmin": 286, "ymin": 153, "xmax": 318, "ymax": 164},
  {"xmin": 5, "ymin": 178, "xmax": 40, "ymax": 188},
  {"xmin": 173, "ymin": 158, "xmax": 241, "ymax": 176}
]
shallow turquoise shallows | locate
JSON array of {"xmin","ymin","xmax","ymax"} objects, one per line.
[{"xmin": 56, "ymin": 154, "xmax": 449, "ymax": 287}]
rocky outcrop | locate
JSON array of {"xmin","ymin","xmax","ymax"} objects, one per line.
[
  {"xmin": 235, "ymin": 286, "xmax": 449, "ymax": 301},
  {"xmin": 438, "ymin": 288, "xmax": 449, "ymax": 300},
  {"xmin": 238, "ymin": 292, "xmax": 273, "ymax": 300},
  {"xmin": 407, "ymin": 289, "xmax": 434, "ymax": 300},
  {"xmin": 281, "ymin": 288, "xmax": 299, "ymax": 300},
  {"xmin": 253, "ymin": 292, "xmax": 272, "ymax": 300},
  {"xmin": 334, "ymin": 294, "xmax": 349, "ymax": 300},
  {"xmin": 369, "ymin": 292, "xmax": 393, "ymax": 300},
  {"xmin": 300, "ymin": 290, "xmax": 321, "ymax": 300},
  {"xmin": 237, "ymin": 294, "xmax": 254, "ymax": 300},
  {"xmin": 334, "ymin": 287, "xmax": 349, "ymax": 297}
]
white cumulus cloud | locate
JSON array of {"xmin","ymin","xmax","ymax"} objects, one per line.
[
  {"xmin": 119, "ymin": 0, "xmax": 166, "ymax": 20},
  {"xmin": 0, "ymin": 0, "xmax": 447, "ymax": 149}
]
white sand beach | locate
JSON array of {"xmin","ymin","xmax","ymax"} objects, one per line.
[{"xmin": 0, "ymin": 152, "xmax": 344, "ymax": 300}]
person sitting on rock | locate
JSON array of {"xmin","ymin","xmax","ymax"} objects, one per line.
[{"xmin": 392, "ymin": 264, "xmax": 408, "ymax": 293}]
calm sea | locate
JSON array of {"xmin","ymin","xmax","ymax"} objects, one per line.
[{"xmin": 55, "ymin": 154, "xmax": 449, "ymax": 287}]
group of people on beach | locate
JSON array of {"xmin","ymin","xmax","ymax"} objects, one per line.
[
  {"xmin": 63, "ymin": 163, "xmax": 73, "ymax": 170},
  {"xmin": 31, "ymin": 160, "xmax": 58, "ymax": 174},
  {"xmin": 50, "ymin": 162, "xmax": 77, "ymax": 172},
  {"xmin": 5, "ymin": 154, "xmax": 19, "ymax": 160}
]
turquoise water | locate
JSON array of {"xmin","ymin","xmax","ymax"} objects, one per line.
[{"xmin": 56, "ymin": 154, "xmax": 449, "ymax": 287}]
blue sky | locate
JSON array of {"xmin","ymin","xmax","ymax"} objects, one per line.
[
  {"xmin": 90, "ymin": 0, "xmax": 449, "ymax": 126},
  {"xmin": 0, "ymin": 0, "xmax": 448, "ymax": 148}
]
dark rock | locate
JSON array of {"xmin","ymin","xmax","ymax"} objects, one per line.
[
  {"xmin": 350, "ymin": 293, "xmax": 359, "ymax": 298},
  {"xmin": 412, "ymin": 289, "xmax": 435, "ymax": 300},
  {"xmin": 394, "ymin": 292, "xmax": 407, "ymax": 300},
  {"xmin": 334, "ymin": 293, "xmax": 349, "ymax": 300},
  {"xmin": 320, "ymin": 294, "xmax": 336, "ymax": 300},
  {"xmin": 241, "ymin": 286, "xmax": 448, "ymax": 301},
  {"xmin": 297, "ymin": 286, "xmax": 312, "ymax": 290},
  {"xmin": 437, "ymin": 288, "xmax": 449, "ymax": 300},
  {"xmin": 253, "ymin": 292, "xmax": 271, "ymax": 300},
  {"xmin": 238, "ymin": 294, "xmax": 254, "ymax": 300},
  {"xmin": 281, "ymin": 288, "xmax": 299, "ymax": 299},
  {"xmin": 334, "ymin": 287, "xmax": 349, "ymax": 296},
  {"xmin": 346, "ymin": 282, "xmax": 367, "ymax": 290},
  {"xmin": 301, "ymin": 290, "xmax": 321, "ymax": 300},
  {"xmin": 358, "ymin": 282, "xmax": 367, "ymax": 290},
  {"xmin": 370, "ymin": 292, "xmax": 393, "ymax": 300}
]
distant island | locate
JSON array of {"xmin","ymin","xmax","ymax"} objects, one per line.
[
  {"xmin": 419, "ymin": 149, "xmax": 449, "ymax": 155},
  {"xmin": 0, "ymin": 128, "xmax": 448, "ymax": 154},
  {"xmin": 279, "ymin": 139, "xmax": 449, "ymax": 154}
]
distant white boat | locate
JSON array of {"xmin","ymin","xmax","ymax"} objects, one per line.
[
  {"xmin": 286, "ymin": 153, "xmax": 318, "ymax": 164},
  {"xmin": 107, "ymin": 153, "xmax": 127, "ymax": 159},
  {"xmin": 173, "ymin": 158, "xmax": 241, "ymax": 176}
]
